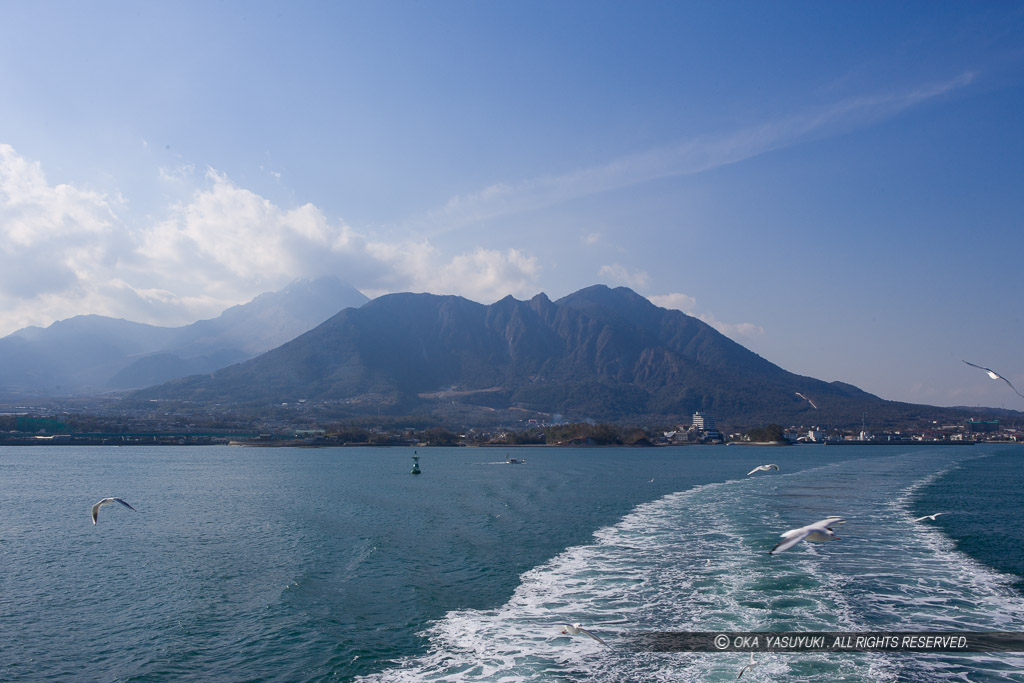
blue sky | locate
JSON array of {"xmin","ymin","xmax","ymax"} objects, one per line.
[{"xmin": 1, "ymin": 1, "xmax": 1022, "ymax": 409}]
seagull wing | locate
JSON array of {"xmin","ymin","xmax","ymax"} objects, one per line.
[
  {"xmin": 771, "ymin": 517, "xmax": 844, "ymax": 554},
  {"xmin": 998, "ymin": 375, "xmax": 1024, "ymax": 398},
  {"xmin": 746, "ymin": 466, "xmax": 762, "ymax": 475},
  {"xmin": 91, "ymin": 497, "xmax": 115, "ymax": 524},
  {"xmin": 770, "ymin": 527, "xmax": 812, "ymax": 554},
  {"xmin": 737, "ymin": 653, "xmax": 756, "ymax": 679},
  {"xmin": 963, "ymin": 360, "xmax": 994, "ymax": 374},
  {"xmin": 915, "ymin": 512, "xmax": 944, "ymax": 521},
  {"xmin": 808, "ymin": 516, "xmax": 845, "ymax": 532},
  {"xmin": 963, "ymin": 361, "xmax": 1024, "ymax": 397},
  {"xmin": 92, "ymin": 497, "xmax": 136, "ymax": 524},
  {"xmin": 577, "ymin": 627, "xmax": 608, "ymax": 646}
]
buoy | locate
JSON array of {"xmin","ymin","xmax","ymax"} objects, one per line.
[{"xmin": 411, "ymin": 455, "xmax": 421, "ymax": 475}]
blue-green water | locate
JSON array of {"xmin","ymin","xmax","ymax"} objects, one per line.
[{"xmin": 0, "ymin": 444, "xmax": 1021, "ymax": 681}]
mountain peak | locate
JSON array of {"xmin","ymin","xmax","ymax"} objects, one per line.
[{"xmin": 134, "ymin": 284, "xmax": 909, "ymax": 428}]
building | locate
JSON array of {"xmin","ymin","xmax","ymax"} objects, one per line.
[
  {"xmin": 966, "ymin": 419, "xmax": 999, "ymax": 433},
  {"xmin": 692, "ymin": 411, "xmax": 716, "ymax": 432},
  {"xmin": 692, "ymin": 411, "xmax": 722, "ymax": 442}
]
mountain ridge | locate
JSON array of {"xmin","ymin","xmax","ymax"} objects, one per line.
[{"xmin": 135, "ymin": 284, "xmax": 924, "ymax": 428}]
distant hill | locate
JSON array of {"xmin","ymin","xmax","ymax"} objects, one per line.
[
  {"xmin": 0, "ymin": 276, "xmax": 369, "ymax": 397},
  {"xmin": 135, "ymin": 284, "xmax": 960, "ymax": 428}
]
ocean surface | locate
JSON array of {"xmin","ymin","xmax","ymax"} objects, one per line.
[{"xmin": 1, "ymin": 443, "xmax": 1022, "ymax": 681}]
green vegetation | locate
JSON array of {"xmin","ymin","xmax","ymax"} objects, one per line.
[
  {"xmin": 12, "ymin": 416, "xmax": 71, "ymax": 433},
  {"xmin": 745, "ymin": 424, "xmax": 786, "ymax": 442},
  {"xmin": 541, "ymin": 423, "xmax": 652, "ymax": 446}
]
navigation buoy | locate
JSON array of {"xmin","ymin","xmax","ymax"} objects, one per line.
[{"xmin": 411, "ymin": 455, "xmax": 421, "ymax": 475}]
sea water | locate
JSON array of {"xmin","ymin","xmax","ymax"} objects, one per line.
[{"xmin": 0, "ymin": 444, "xmax": 1021, "ymax": 681}]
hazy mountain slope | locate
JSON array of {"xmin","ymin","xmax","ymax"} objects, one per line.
[
  {"xmin": 0, "ymin": 276, "xmax": 368, "ymax": 396},
  {"xmin": 0, "ymin": 316, "xmax": 173, "ymax": 395}
]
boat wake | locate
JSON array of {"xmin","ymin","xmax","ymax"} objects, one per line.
[{"xmin": 362, "ymin": 451, "xmax": 1024, "ymax": 682}]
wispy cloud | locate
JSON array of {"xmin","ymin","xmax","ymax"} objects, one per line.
[
  {"xmin": 422, "ymin": 72, "xmax": 976, "ymax": 234},
  {"xmin": 648, "ymin": 292, "xmax": 697, "ymax": 313},
  {"xmin": 650, "ymin": 291, "xmax": 764, "ymax": 341},
  {"xmin": 599, "ymin": 263, "xmax": 650, "ymax": 290}
]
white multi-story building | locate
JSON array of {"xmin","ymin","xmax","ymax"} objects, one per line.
[
  {"xmin": 692, "ymin": 411, "xmax": 716, "ymax": 432},
  {"xmin": 692, "ymin": 412, "xmax": 722, "ymax": 441}
]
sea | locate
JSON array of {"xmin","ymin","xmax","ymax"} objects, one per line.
[{"xmin": 1, "ymin": 443, "xmax": 1023, "ymax": 682}]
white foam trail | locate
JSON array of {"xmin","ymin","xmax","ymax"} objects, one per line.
[{"xmin": 362, "ymin": 451, "xmax": 1024, "ymax": 682}]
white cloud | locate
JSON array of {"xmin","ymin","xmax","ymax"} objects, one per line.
[
  {"xmin": 138, "ymin": 171, "xmax": 542, "ymax": 306},
  {"xmin": 649, "ymin": 290, "xmax": 764, "ymax": 341},
  {"xmin": 158, "ymin": 163, "xmax": 197, "ymax": 184},
  {"xmin": 0, "ymin": 143, "xmax": 125, "ymax": 327},
  {"xmin": 599, "ymin": 263, "xmax": 650, "ymax": 290},
  {"xmin": 698, "ymin": 314, "xmax": 765, "ymax": 340},
  {"xmin": 649, "ymin": 292, "xmax": 697, "ymax": 313},
  {"xmin": 0, "ymin": 144, "xmax": 115, "ymax": 247},
  {"xmin": 0, "ymin": 145, "xmax": 545, "ymax": 335},
  {"xmin": 138, "ymin": 169, "xmax": 342, "ymax": 287},
  {"xmin": 583, "ymin": 232, "xmax": 601, "ymax": 246}
]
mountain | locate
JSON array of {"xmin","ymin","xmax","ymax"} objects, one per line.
[
  {"xmin": 0, "ymin": 276, "xmax": 369, "ymax": 397},
  {"xmin": 135, "ymin": 285, "xmax": 945, "ymax": 428}
]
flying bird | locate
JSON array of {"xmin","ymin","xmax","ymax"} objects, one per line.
[
  {"xmin": 747, "ymin": 464, "xmax": 779, "ymax": 475},
  {"xmin": 963, "ymin": 361, "xmax": 1024, "ymax": 399},
  {"xmin": 737, "ymin": 652, "xmax": 757, "ymax": 679},
  {"xmin": 91, "ymin": 497, "xmax": 137, "ymax": 524},
  {"xmin": 560, "ymin": 623, "xmax": 608, "ymax": 646},
  {"xmin": 914, "ymin": 513, "xmax": 946, "ymax": 522},
  {"xmin": 769, "ymin": 516, "xmax": 844, "ymax": 554}
]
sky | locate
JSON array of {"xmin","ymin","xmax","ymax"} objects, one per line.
[{"xmin": 1, "ymin": 1, "xmax": 1022, "ymax": 410}]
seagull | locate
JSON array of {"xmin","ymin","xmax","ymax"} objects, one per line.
[
  {"xmin": 91, "ymin": 497, "xmax": 137, "ymax": 524},
  {"xmin": 560, "ymin": 623, "xmax": 608, "ymax": 646},
  {"xmin": 747, "ymin": 464, "xmax": 779, "ymax": 475},
  {"xmin": 769, "ymin": 516, "xmax": 844, "ymax": 554},
  {"xmin": 963, "ymin": 360, "xmax": 1024, "ymax": 399},
  {"xmin": 737, "ymin": 652, "xmax": 757, "ymax": 679},
  {"xmin": 914, "ymin": 512, "xmax": 946, "ymax": 522}
]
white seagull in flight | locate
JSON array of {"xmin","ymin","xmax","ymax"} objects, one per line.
[
  {"xmin": 560, "ymin": 623, "xmax": 608, "ymax": 646},
  {"xmin": 737, "ymin": 652, "xmax": 757, "ymax": 679},
  {"xmin": 747, "ymin": 464, "xmax": 779, "ymax": 475},
  {"xmin": 963, "ymin": 360, "xmax": 1024, "ymax": 398},
  {"xmin": 770, "ymin": 516, "xmax": 844, "ymax": 554},
  {"xmin": 91, "ymin": 497, "xmax": 137, "ymax": 524},
  {"xmin": 914, "ymin": 512, "xmax": 946, "ymax": 522}
]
